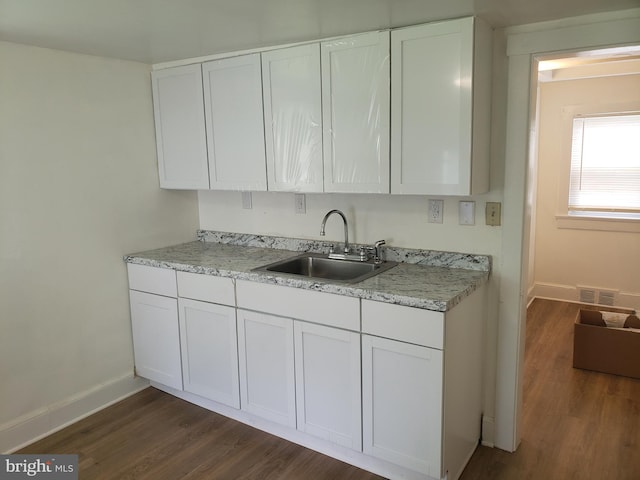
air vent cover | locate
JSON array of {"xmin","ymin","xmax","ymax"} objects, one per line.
[
  {"xmin": 578, "ymin": 288, "xmax": 596, "ymax": 304},
  {"xmin": 598, "ymin": 290, "xmax": 617, "ymax": 306}
]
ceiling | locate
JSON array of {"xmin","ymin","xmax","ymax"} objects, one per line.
[{"xmin": 1, "ymin": 0, "xmax": 639, "ymax": 64}]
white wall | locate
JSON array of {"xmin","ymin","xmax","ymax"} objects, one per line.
[
  {"xmin": 0, "ymin": 41, "xmax": 199, "ymax": 451},
  {"xmin": 198, "ymin": 191, "xmax": 502, "ymax": 253},
  {"xmin": 533, "ymin": 73, "xmax": 640, "ymax": 308}
]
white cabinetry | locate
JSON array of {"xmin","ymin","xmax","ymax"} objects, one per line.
[
  {"xmin": 127, "ymin": 264, "xmax": 182, "ymax": 390},
  {"xmin": 202, "ymin": 54, "xmax": 267, "ymax": 191},
  {"xmin": 321, "ymin": 32, "xmax": 390, "ymax": 193},
  {"xmin": 237, "ymin": 309, "xmax": 296, "ymax": 427},
  {"xmin": 262, "ymin": 44, "xmax": 323, "ymax": 192},
  {"xmin": 236, "ymin": 280, "xmax": 361, "ymax": 446},
  {"xmin": 391, "ymin": 17, "xmax": 491, "ymax": 195},
  {"xmin": 178, "ymin": 299, "xmax": 238, "ymax": 406},
  {"xmin": 151, "ymin": 65, "xmax": 209, "ymax": 189},
  {"xmin": 177, "ymin": 272, "xmax": 238, "ymax": 407},
  {"xmin": 362, "ymin": 335, "xmax": 443, "ymax": 477},
  {"xmin": 361, "ymin": 286, "xmax": 485, "ymax": 480},
  {"xmin": 126, "ymin": 264, "xmax": 485, "ymax": 480},
  {"xmin": 151, "ymin": 17, "xmax": 490, "ymax": 195},
  {"xmin": 294, "ymin": 321, "xmax": 361, "ymax": 450}
]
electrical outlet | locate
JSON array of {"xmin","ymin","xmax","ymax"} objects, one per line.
[
  {"xmin": 241, "ymin": 192, "xmax": 252, "ymax": 209},
  {"xmin": 459, "ymin": 201, "xmax": 475, "ymax": 225},
  {"xmin": 428, "ymin": 199, "xmax": 444, "ymax": 223},
  {"xmin": 294, "ymin": 194, "xmax": 306, "ymax": 214},
  {"xmin": 485, "ymin": 202, "xmax": 501, "ymax": 226}
]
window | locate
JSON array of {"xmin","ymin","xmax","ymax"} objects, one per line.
[{"xmin": 569, "ymin": 113, "xmax": 640, "ymax": 219}]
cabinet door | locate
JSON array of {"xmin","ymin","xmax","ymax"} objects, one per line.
[
  {"xmin": 391, "ymin": 18, "xmax": 474, "ymax": 195},
  {"xmin": 202, "ymin": 54, "xmax": 267, "ymax": 191},
  {"xmin": 294, "ymin": 321, "xmax": 361, "ymax": 450},
  {"xmin": 362, "ymin": 335, "xmax": 443, "ymax": 478},
  {"xmin": 178, "ymin": 298, "xmax": 239, "ymax": 408},
  {"xmin": 237, "ymin": 310, "xmax": 296, "ymax": 427},
  {"xmin": 322, "ymin": 32, "xmax": 390, "ymax": 193},
  {"xmin": 129, "ymin": 290, "xmax": 182, "ymax": 390},
  {"xmin": 151, "ymin": 64, "xmax": 209, "ymax": 189},
  {"xmin": 262, "ymin": 44, "xmax": 323, "ymax": 192}
]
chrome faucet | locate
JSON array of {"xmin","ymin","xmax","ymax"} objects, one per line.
[
  {"xmin": 370, "ymin": 239, "xmax": 386, "ymax": 264},
  {"xmin": 320, "ymin": 209, "xmax": 350, "ymax": 254}
]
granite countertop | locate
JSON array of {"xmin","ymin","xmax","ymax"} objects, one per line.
[{"xmin": 124, "ymin": 231, "xmax": 491, "ymax": 312}]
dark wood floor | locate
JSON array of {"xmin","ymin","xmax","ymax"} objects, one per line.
[
  {"xmin": 460, "ymin": 299, "xmax": 640, "ymax": 480},
  {"xmin": 19, "ymin": 387, "xmax": 383, "ymax": 480},
  {"xmin": 19, "ymin": 299, "xmax": 640, "ymax": 479}
]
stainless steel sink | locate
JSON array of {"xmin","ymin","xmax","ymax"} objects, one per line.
[{"xmin": 252, "ymin": 253, "xmax": 397, "ymax": 283}]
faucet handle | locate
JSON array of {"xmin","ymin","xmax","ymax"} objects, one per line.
[{"xmin": 371, "ymin": 239, "xmax": 386, "ymax": 264}]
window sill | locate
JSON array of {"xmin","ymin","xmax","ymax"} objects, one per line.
[{"xmin": 555, "ymin": 214, "xmax": 640, "ymax": 233}]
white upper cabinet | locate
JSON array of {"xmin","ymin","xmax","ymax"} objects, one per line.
[
  {"xmin": 202, "ymin": 54, "xmax": 267, "ymax": 191},
  {"xmin": 321, "ymin": 32, "xmax": 390, "ymax": 193},
  {"xmin": 151, "ymin": 64, "xmax": 210, "ymax": 189},
  {"xmin": 150, "ymin": 18, "xmax": 491, "ymax": 195},
  {"xmin": 391, "ymin": 17, "xmax": 491, "ymax": 195},
  {"xmin": 262, "ymin": 44, "xmax": 324, "ymax": 192}
]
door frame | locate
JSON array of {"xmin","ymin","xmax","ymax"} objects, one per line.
[{"xmin": 496, "ymin": 8, "xmax": 640, "ymax": 451}]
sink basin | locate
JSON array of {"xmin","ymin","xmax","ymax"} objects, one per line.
[{"xmin": 253, "ymin": 253, "xmax": 397, "ymax": 283}]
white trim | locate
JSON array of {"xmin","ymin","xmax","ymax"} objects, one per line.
[
  {"xmin": 1, "ymin": 374, "xmax": 149, "ymax": 454},
  {"xmin": 530, "ymin": 282, "xmax": 640, "ymax": 310},
  {"xmin": 481, "ymin": 415, "xmax": 495, "ymax": 448},
  {"xmin": 555, "ymin": 214, "xmax": 640, "ymax": 233}
]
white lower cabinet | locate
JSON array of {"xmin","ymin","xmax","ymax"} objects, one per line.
[
  {"xmin": 362, "ymin": 334, "xmax": 443, "ymax": 478},
  {"xmin": 128, "ymin": 269, "xmax": 484, "ymax": 480},
  {"xmin": 294, "ymin": 321, "xmax": 362, "ymax": 450},
  {"xmin": 129, "ymin": 290, "xmax": 183, "ymax": 391},
  {"xmin": 237, "ymin": 309, "xmax": 296, "ymax": 428},
  {"xmin": 178, "ymin": 298, "xmax": 239, "ymax": 408}
]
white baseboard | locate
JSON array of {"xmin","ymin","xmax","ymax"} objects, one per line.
[
  {"xmin": 531, "ymin": 282, "xmax": 639, "ymax": 311},
  {"xmin": 1, "ymin": 373, "xmax": 149, "ymax": 454},
  {"xmin": 480, "ymin": 415, "xmax": 495, "ymax": 447}
]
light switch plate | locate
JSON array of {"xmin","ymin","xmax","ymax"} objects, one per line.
[
  {"xmin": 486, "ymin": 202, "xmax": 501, "ymax": 226},
  {"xmin": 459, "ymin": 201, "xmax": 475, "ymax": 225}
]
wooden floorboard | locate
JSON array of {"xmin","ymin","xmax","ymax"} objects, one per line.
[
  {"xmin": 18, "ymin": 299, "xmax": 640, "ymax": 479},
  {"xmin": 18, "ymin": 387, "xmax": 383, "ymax": 480},
  {"xmin": 460, "ymin": 299, "xmax": 640, "ymax": 480}
]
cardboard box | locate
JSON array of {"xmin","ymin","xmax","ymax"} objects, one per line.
[{"xmin": 573, "ymin": 309, "xmax": 640, "ymax": 379}]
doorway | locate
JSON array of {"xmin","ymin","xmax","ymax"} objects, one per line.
[
  {"xmin": 497, "ymin": 12, "xmax": 640, "ymax": 453},
  {"xmin": 527, "ymin": 47, "xmax": 640, "ymax": 308}
]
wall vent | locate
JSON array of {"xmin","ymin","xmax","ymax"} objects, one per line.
[
  {"xmin": 578, "ymin": 288, "xmax": 596, "ymax": 304},
  {"xmin": 598, "ymin": 290, "xmax": 617, "ymax": 306},
  {"xmin": 577, "ymin": 286, "xmax": 619, "ymax": 306}
]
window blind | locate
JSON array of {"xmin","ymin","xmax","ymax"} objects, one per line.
[{"xmin": 569, "ymin": 113, "xmax": 640, "ymax": 215}]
